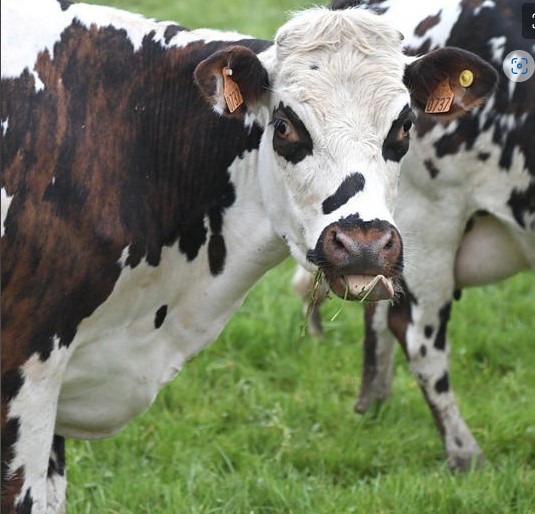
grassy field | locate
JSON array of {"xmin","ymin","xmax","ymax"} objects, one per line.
[{"xmin": 69, "ymin": 1, "xmax": 535, "ymax": 512}]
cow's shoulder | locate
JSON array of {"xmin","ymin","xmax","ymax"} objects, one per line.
[{"xmin": 1, "ymin": 0, "xmax": 272, "ymax": 370}]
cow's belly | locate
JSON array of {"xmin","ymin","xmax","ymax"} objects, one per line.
[{"xmin": 454, "ymin": 215, "xmax": 532, "ymax": 288}]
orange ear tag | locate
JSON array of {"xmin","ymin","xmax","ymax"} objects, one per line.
[
  {"xmin": 425, "ymin": 80, "xmax": 455, "ymax": 114},
  {"xmin": 222, "ymin": 67, "xmax": 244, "ymax": 113}
]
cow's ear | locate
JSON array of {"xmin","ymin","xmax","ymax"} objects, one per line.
[
  {"xmin": 194, "ymin": 45, "xmax": 269, "ymax": 117},
  {"xmin": 404, "ymin": 47, "xmax": 499, "ymax": 120}
]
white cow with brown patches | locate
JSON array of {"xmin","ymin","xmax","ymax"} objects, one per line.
[
  {"xmin": 1, "ymin": 0, "xmax": 496, "ymax": 510},
  {"xmin": 294, "ymin": 0, "xmax": 534, "ymax": 471}
]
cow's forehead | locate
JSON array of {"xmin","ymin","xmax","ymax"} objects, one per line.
[
  {"xmin": 275, "ymin": 7, "xmax": 403, "ymax": 58},
  {"xmin": 271, "ymin": 7, "xmax": 409, "ymax": 139}
]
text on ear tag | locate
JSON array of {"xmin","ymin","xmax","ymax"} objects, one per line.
[
  {"xmin": 425, "ymin": 80, "xmax": 455, "ymax": 114},
  {"xmin": 222, "ymin": 67, "xmax": 244, "ymax": 113}
]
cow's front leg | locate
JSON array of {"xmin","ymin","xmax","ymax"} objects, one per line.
[
  {"xmin": 46, "ymin": 436, "xmax": 67, "ymax": 514},
  {"xmin": 405, "ymin": 299, "xmax": 484, "ymax": 471},
  {"xmin": 1, "ymin": 343, "xmax": 70, "ymax": 513},
  {"xmin": 355, "ymin": 301, "xmax": 397, "ymax": 413}
]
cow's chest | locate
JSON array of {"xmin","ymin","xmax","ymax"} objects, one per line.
[
  {"xmin": 54, "ymin": 247, "xmax": 226, "ymax": 439},
  {"xmin": 55, "ymin": 220, "xmax": 285, "ymax": 439}
]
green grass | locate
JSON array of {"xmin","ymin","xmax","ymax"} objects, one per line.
[
  {"xmin": 69, "ymin": 1, "xmax": 535, "ymax": 512},
  {"xmin": 67, "ymin": 262, "xmax": 535, "ymax": 513}
]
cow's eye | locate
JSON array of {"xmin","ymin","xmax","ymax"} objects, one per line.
[
  {"xmin": 271, "ymin": 103, "xmax": 313, "ymax": 164},
  {"xmin": 272, "ymin": 118, "xmax": 292, "ymax": 140},
  {"xmin": 402, "ymin": 120, "xmax": 413, "ymax": 135}
]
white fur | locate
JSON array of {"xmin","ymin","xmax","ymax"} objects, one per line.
[
  {"xmin": 7, "ymin": 338, "xmax": 72, "ymax": 514},
  {"xmin": 1, "ymin": 187, "xmax": 13, "ymax": 238},
  {"xmin": 372, "ymin": 0, "xmax": 462, "ymax": 51}
]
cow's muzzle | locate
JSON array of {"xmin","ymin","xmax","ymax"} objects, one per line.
[{"xmin": 307, "ymin": 216, "xmax": 403, "ymax": 301}]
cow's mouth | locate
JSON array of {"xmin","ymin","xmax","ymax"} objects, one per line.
[{"xmin": 325, "ymin": 271, "xmax": 395, "ymax": 302}]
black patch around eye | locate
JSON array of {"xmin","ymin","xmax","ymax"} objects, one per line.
[
  {"xmin": 272, "ymin": 102, "xmax": 313, "ymax": 164},
  {"xmin": 322, "ymin": 172, "xmax": 365, "ymax": 214},
  {"xmin": 382, "ymin": 104, "xmax": 415, "ymax": 163}
]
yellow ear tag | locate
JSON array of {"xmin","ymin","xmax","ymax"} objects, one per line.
[
  {"xmin": 459, "ymin": 69, "xmax": 474, "ymax": 88},
  {"xmin": 222, "ymin": 67, "xmax": 244, "ymax": 113},
  {"xmin": 425, "ymin": 80, "xmax": 455, "ymax": 114}
]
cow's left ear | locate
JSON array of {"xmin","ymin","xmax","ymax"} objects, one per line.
[
  {"xmin": 194, "ymin": 45, "xmax": 269, "ymax": 117},
  {"xmin": 404, "ymin": 47, "xmax": 499, "ymax": 119}
]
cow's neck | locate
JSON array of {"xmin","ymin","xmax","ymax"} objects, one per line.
[{"xmin": 56, "ymin": 147, "xmax": 288, "ymax": 440}]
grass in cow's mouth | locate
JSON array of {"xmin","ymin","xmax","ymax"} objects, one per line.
[{"xmin": 329, "ymin": 276, "xmax": 349, "ymax": 322}]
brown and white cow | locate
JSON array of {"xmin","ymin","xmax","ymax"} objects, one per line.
[
  {"xmin": 1, "ymin": 0, "xmax": 496, "ymax": 510},
  {"xmin": 294, "ymin": 0, "xmax": 534, "ymax": 470}
]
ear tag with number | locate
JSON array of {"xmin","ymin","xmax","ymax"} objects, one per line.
[
  {"xmin": 425, "ymin": 80, "xmax": 455, "ymax": 114},
  {"xmin": 222, "ymin": 67, "xmax": 244, "ymax": 113}
]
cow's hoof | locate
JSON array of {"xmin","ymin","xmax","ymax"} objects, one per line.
[
  {"xmin": 355, "ymin": 382, "xmax": 392, "ymax": 414},
  {"xmin": 447, "ymin": 450, "xmax": 486, "ymax": 472},
  {"xmin": 354, "ymin": 395, "xmax": 372, "ymax": 414},
  {"xmin": 354, "ymin": 394, "xmax": 388, "ymax": 416}
]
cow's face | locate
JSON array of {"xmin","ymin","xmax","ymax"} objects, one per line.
[
  {"xmin": 195, "ymin": 7, "xmax": 498, "ymax": 301},
  {"xmin": 256, "ymin": 8, "xmax": 411, "ymax": 301}
]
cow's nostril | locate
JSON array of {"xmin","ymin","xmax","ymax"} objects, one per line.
[
  {"xmin": 383, "ymin": 230, "xmax": 399, "ymax": 252},
  {"xmin": 332, "ymin": 231, "xmax": 346, "ymax": 250}
]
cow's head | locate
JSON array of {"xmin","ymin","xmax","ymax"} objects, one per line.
[{"xmin": 195, "ymin": 7, "xmax": 497, "ymax": 301}]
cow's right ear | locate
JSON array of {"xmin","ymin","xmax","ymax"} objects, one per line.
[
  {"xmin": 404, "ymin": 47, "xmax": 499, "ymax": 120},
  {"xmin": 194, "ymin": 45, "xmax": 270, "ymax": 117}
]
